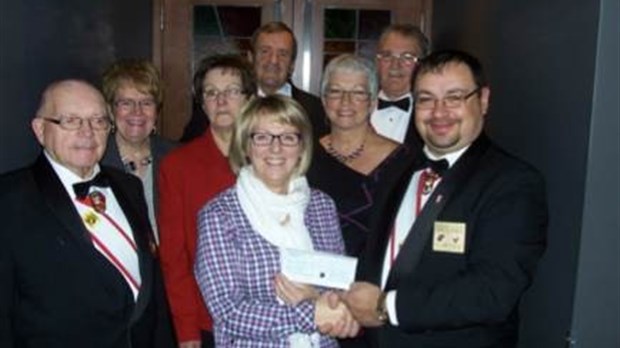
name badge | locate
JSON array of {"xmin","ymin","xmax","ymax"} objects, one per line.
[{"xmin": 433, "ymin": 221, "xmax": 466, "ymax": 254}]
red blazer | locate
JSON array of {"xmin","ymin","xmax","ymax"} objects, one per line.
[{"xmin": 157, "ymin": 130, "xmax": 235, "ymax": 343}]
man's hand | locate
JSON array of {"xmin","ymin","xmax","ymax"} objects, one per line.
[
  {"xmin": 274, "ymin": 273, "xmax": 319, "ymax": 305},
  {"xmin": 341, "ymin": 282, "xmax": 385, "ymax": 327},
  {"xmin": 314, "ymin": 291, "xmax": 360, "ymax": 338}
]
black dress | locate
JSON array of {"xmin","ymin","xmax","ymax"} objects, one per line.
[{"xmin": 307, "ymin": 142, "xmax": 413, "ymax": 257}]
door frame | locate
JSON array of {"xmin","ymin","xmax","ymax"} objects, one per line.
[{"xmin": 152, "ymin": 0, "xmax": 432, "ymax": 140}]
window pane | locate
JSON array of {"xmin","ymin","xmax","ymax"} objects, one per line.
[
  {"xmin": 359, "ymin": 10, "xmax": 391, "ymax": 40},
  {"xmin": 324, "ymin": 9, "xmax": 356, "ymax": 39},
  {"xmin": 323, "ymin": 7, "xmax": 392, "ymax": 70},
  {"xmin": 194, "ymin": 6, "xmax": 220, "ymax": 37},
  {"xmin": 218, "ymin": 6, "xmax": 261, "ymax": 37},
  {"xmin": 193, "ymin": 5, "xmax": 261, "ymax": 69}
]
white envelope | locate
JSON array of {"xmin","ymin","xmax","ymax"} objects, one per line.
[{"xmin": 280, "ymin": 248, "xmax": 358, "ymax": 290}]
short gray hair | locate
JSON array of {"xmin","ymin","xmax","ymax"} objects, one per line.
[{"xmin": 320, "ymin": 54, "xmax": 378, "ymax": 100}]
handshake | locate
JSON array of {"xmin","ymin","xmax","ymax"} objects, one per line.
[{"xmin": 274, "ymin": 274, "xmax": 387, "ymax": 338}]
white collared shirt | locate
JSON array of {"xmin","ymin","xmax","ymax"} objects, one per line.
[
  {"xmin": 257, "ymin": 82, "xmax": 292, "ymax": 98},
  {"xmin": 45, "ymin": 152, "xmax": 141, "ymax": 299},
  {"xmin": 370, "ymin": 91, "xmax": 413, "ymax": 143},
  {"xmin": 381, "ymin": 145, "xmax": 469, "ymax": 325}
]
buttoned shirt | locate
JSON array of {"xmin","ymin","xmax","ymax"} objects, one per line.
[{"xmin": 370, "ymin": 91, "xmax": 413, "ymax": 143}]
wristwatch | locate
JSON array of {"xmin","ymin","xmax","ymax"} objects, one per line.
[{"xmin": 376, "ymin": 291, "xmax": 389, "ymax": 324}]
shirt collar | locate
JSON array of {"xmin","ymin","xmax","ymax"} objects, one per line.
[
  {"xmin": 44, "ymin": 150, "xmax": 101, "ymax": 197},
  {"xmin": 258, "ymin": 82, "xmax": 292, "ymax": 97},
  {"xmin": 378, "ymin": 90, "xmax": 412, "ymax": 101},
  {"xmin": 423, "ymin": 145, "xmax": 470, "ymax": 168}
]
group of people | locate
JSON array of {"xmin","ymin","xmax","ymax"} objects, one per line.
[{"xmin": 0, "ymin": 20, "xmax": 547, "ymax": 348}]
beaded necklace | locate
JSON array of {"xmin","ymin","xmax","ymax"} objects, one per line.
[{"xmin": 326, "ymin": 138, "xmax": 365, "ymax": 163}]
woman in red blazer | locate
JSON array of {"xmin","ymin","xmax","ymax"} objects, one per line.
[{"xmin": 157, "ymin": 54, "xmax": 256, "ymax": 348}]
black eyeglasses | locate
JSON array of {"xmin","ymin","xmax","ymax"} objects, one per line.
[
  {"xmin": 249, "ymin": 132, "xmax": 301, "ymax": 147},
  {"xmin": 414, "ymin": 87, "xmax": 481, "ymax": 110},
  {"xmin": 42, "ymin": 115, "xmax": 111, "ymax": 131}
]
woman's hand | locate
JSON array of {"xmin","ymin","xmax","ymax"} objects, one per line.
[{"xmin": 274, "ymin": 273, "xmax": 319, "ymax": 305}]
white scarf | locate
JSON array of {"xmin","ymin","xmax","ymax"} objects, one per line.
[
  {"xmin": 236, "ymin": 166, "xmax": 320, "ymax": 347},
  {"xmin": 236, "ymin": 166, "xmax": 313, "ymax": 251}
]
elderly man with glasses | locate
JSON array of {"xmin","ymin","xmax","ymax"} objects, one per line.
[
  {"xmin": 371, "ymin": 23, "xmax": 430, "ymax": 149},
  {"xmin": 0, "ymin": 79, "xmax": 175, "ymax": 348}
]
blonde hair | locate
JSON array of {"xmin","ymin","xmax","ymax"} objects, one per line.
[{"xmin": 229, "ymin": 95, "xmax": 313, "ymax": 177}]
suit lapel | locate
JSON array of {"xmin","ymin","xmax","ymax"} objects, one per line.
[
  {"xmin": 104, "ymin": 167, "xmax": 155, "ymax": 323},
  {"xmin": 32, "ymin": 155, "xmax": 132, "ymax": 298},
  {"xmin": 359, "ymin": 149, "xmax": 424, "ymax": 285},
  {"xmin": 33, "ymin": 155, "xmax": 93, "ymax": 246},
  {"xmin": 385, "ymin": 135, "xmax": 491, "ymax": 290}
]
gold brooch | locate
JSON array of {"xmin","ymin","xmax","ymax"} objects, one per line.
[{"xmin": 83, "ymin": 211, "xmax": 99, "ymax": 227}]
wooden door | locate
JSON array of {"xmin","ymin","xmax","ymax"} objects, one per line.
[{"xmin": 153, "ymin": 0, "xmax": 431, "ymax": 140}]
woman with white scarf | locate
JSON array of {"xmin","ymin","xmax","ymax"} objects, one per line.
[{"xmin": 194, "ymin": 95, "xmax": 359, "ymax": 347}]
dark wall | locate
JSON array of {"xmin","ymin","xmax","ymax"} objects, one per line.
[
  {"xmin": 0, "ymin": 0, "xmax": 152, "ymax": 174},
  {"xmin": 432, "ymin": 0, "xmax": 618, "ymax": 347}
]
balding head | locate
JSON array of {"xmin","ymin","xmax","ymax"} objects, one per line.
[{"xmin": 32, "ymin": 80, "xmax": 111, "ymax": 178}]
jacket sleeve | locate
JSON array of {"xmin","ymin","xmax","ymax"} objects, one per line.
[
  {"xmin": 194, "ymin": 200, "xmax": 317, "ymax": 340},
  {"xmin": 157, "ymin": 159, "xmax": 204, "ymax": 342}
]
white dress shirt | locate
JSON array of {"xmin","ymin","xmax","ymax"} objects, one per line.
[
  {"xmin": 370, "ymin": 91, "xmax": 413, "ymax": 143},
  {"xmin": 381, "ymin": 146, "xmax": 469, "ymax": 325}
]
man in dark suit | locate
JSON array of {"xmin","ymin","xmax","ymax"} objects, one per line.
[
  {"xmin": 0, "ymin": 80, "xmax": 175, "ymax": 347},
  {"xmin": 371, "ymin": 24, "xmax": 429, "ymax": 149},
  {"xmin": 180, "ymin": 21, "xmax": 327, "ymax": 142},
  {"xmin": 248, "ymin": 21, "xmax": 329, "ymax": 139},
  {"xmin": 341, "ymin": 50, "xmax": 548, "ymax": 347}
]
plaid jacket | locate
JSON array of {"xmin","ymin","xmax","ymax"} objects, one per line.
[{"xmin": 195, "ymin": 186, "xmax": 344, "ymax": 347}]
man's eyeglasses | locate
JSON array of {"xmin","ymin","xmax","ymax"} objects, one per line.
[
  {"xmin": 203, "ymin": 88, "xmax": 245, "ymax": 102},
  {"xmin": 414, "ymin": 88, "xmax": 481, "ymax": 110},
  {"xmin": 249, "ymin": 132, "xmax": 301, "ymax": 147},
  {"xmin": 376, "ymin": 52, "xmax": 419, "ymax": 66},
  {"xmin": 324, "ymin": 89, "xmax": 370, "ymax": 103},
  {"xmin": 42, "ymin": 116, "xmax": 111, "ymax": 131},
  {"xmin": 114, "ymin": 99, "xmax": 157, "ymax": 112}
]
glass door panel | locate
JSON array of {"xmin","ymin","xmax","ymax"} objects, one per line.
[{"xmin": 155, "ymin": 0, "xmax": 428, "ymax": 139}]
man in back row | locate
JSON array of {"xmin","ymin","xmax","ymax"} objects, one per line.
[
  {"xmin": 343, "ymin": 50, "xmax": 548, "ymax": 347},
  {"xmin": 371, "ymin": 23, "xmax": 429, "ymax": 148},
  {"xmin": 182, "ymin": 21, "xmax": 327, "ymax": 141}
]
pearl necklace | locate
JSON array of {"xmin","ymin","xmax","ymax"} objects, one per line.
[{"xmin": 326, "ymin": 138, "xmax": 365, "ymax": 163}]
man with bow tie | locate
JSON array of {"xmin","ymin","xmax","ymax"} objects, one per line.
[
  {"xmin": 370, "ymin": 24, "xmax": 430, "ymax": 148},
  {"xmin": 341, "ymin": 51, "xmax": 548, "ymax": 347},
  {"xmin": 0, "ymin": 80, "xmax": 175, "ymax": 347}
]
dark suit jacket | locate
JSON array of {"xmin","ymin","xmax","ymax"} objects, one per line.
[
  {"xmin": 102, "ymin": 134, "xmax": 177, "ymax": 217},
  {"xmin": 358, "ymin": 134, "xmax": 548, "ymax": 348},
  {"xmin": 291, "ymin": 84, "xmax": 329, "ymax": 139},
  {"xmin": 180, "ymin": 83, "xmax": 329, "ymax": 142},
  {"xmin": 0, "ymin": 155, "xmax": 175, "ymax": 348},
  {"xmin": 402, "ymin": 109, "xmax": 423, "ymax": 150}
]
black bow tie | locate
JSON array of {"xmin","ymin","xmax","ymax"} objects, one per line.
[
  {"xmin": 423, "ymin": 155, "xmax": 449, "ymax": 176},
  {"xmin": 378, "ymin": 97, "xmax": 411, "ymax": 111},
  {"xmin": 73, "ymin": 172, "xmax": 110, "ymax": 199}
]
